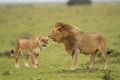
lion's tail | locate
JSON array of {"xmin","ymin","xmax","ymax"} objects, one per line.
[
  {"xmin": 10, "ymin": 49, "xmax": 14, "ymax": 56},
  {"xmin": 14, "ymin": 41, "xmax": 21, "ymax": 64},
  {"xmin": 106, "ymin": 48, "xmax": 112, "ymax": 55},
  {"xmin": 11, "ymin": 42, "xmax": 20, "ymax": 56},
  {"xmin": 15, "ymin": 42, "xmax": 20, "ymax": 54}
]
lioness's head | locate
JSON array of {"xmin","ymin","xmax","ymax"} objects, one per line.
[
  {"xmin": 48, "ymin": 22, "xmax": 72, "ymax": 43},
  {"xmin": 38, "ymin": 36, "xmax": 48, "ymax": 47}
]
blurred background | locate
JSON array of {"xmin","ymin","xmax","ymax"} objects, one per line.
[
  {"xmin": 0, "ymin": 0, "xmax": 120, "ymax": 52},
  {"xmin": 0, "ymin": 0, "xmax": 120, "ymax": 53},
  {"xmin": 0, "ymin": 0, "xmax": 120, "ymax": 4}
]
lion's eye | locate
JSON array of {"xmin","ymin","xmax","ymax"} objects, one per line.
[{"xmin": 58, "ymin": 28, "xmax": 62, "ymax": 32}]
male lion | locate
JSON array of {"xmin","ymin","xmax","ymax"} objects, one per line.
[
  {"xmin": 14, "ymin": 36, "xmax": 48, "ymax": 68},
  {"xmin": 49, "ymin": 22, "xmax": 108, "ymax": 71}
]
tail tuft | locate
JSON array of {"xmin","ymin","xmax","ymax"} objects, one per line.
[
  {"xmin": 10, "ymin": 50, "xmax": 14, "ymax": 56},
  {"xmin": 106, "ymin": 48, "xmax": 112, "ymax": 55}
]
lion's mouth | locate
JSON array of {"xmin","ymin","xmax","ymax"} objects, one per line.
[
  {"xmin": 42, "ymin": 45, "xmax": 47, "ymax": 47},
  {"xmin": 52, "ymin": 38, "xmax": 57, "ymax": 42}
]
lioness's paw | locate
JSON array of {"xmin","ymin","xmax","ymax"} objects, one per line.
[
  {"xmin": 70, "ymin": 67, "xmax": 78, "ymax": 71},
  {"xmin": 25, "ymin": 63, "xmax": 31, "ymax": 68},
  {"xmin": 33, "ymin": 66, "xmax": 38, "ymax": 68},
  {"xmin": 15, "ymin": 65, "xmax": 20, "ymax": 69},
  {"xmin": 32, "ymin": 65, "xmax": 38, "ymax": 68}
]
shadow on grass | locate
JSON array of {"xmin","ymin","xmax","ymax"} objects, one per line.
[
  {"xmin": 57, "ymin": 68, "xmax": 106, "ymax": 73},
  {"xmin": 39, "ymin": 68, "xmax": 114, "ymax": 80},
  {"xmin": 39, "ymin": 68, "xmax": 105, "ymax": 75},
  {"xmin": 0, "ymin": 50, "xmax": 14, "ymax": 58}
]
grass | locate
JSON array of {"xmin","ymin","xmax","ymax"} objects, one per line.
[{"xmin": 0, "ymin": 3, "xmax": 120, "ymax": 80}]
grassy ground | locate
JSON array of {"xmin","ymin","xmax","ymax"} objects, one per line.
[{"xmin": 0, "ymin": 3, "xmax": 120, "ymax": 80}]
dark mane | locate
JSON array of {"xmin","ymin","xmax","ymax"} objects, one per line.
[
  {"xmin": 54, "ymin": 22, "xmax": 84, "ymax": 55},
  {"xmin": 63, "ymin": 34, "xmax": 76, "ymax": 55},
  {"xmin": 55, "ymin": 22, "xmax": 78, "ymax": 55},
  {"xmin": 55, "ymin": 22, "xmax": 73, "ymax": 31}
]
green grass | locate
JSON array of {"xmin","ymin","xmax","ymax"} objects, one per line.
[{"xmin": 0, "ymin": 3, "xmax": 120, "ymax": 80}]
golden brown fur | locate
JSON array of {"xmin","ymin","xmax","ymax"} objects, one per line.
[
  {"xmin": 49, "ymin": 22, "xmax": 108, "ymax": 71},
  {"xmin": 15, "ymin": 36, "xmax": 48, "ymax": 68}
]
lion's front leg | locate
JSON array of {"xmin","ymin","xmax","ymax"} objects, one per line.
[
  {"xmin": 24, "ymin": 54, "xmax": 30, "ymax": 68},
  {"xmin": 31, "ymin": 53, "xmax": 39, "ymax": 68},
  {"xmin": 34, "ymin": 53, "xmax": 39, "ymax": 66},
  {"xmin": 89, "ymin": 53, "xmax": 95, "ymax": 71},
  {"xmin": 31, "ymin": 54, "xmax": 36, "ymax": 68},
  {"xmin": 71, "ymin": 49, "xmax": 79, "ymax": 71}
]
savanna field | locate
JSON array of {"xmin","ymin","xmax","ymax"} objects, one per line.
[{"xmin": 0, "ymin": 3, "xmax": 120, "ymax": 80}]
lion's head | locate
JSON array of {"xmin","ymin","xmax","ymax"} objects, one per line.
[
  {"xmin": 33, "ymin": 36, "xmax": 48, "ymax": 47},
  {"xmin": 39, "ymin": 36, "xmax": 48, "ymax": 47},
  {"xmin": 48, "ymin": 22, "xmax": 74, "ymax": 43}
]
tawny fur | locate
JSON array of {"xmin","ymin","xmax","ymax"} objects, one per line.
[
  {"xmin": 15, "ymin": 36, "xmax": 48, "ymax": 68},
  {"xmin": 49, "ymin": 22, "xmax": 108, "ymax": 71}
]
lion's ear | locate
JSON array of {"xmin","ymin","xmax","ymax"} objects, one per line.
[
  {"xmin": 55, "ymin": 22, "xmax": 70, "ymax": 31},
  {"xmin": 58, "ymin": 27, "xmax": 62, "ymax": 32}
]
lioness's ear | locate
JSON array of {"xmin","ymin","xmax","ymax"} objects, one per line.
[
  {"xmin": 45, "ymin": 36, "xmax": 48, "ymax": 39},
  {"xmin": 38, "ymin": 36, "xmax": 42, "ymax": 41}
]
